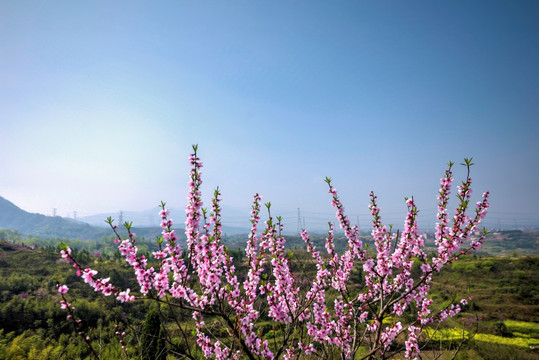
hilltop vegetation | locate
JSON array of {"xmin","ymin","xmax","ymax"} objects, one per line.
[
  {"xmin": 478, "ymin": 230, "xmax": 539, "ymax": 255},
  {"xmin": 0, "ymin": 239, "xmax": 146, "ymax": 359},
  {"xmin": 227, "ymin": 230, "xmax": 539, "ymax": 256}
]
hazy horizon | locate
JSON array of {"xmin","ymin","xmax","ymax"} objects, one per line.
[{"xmin": 1, "ymin": 1, "xmax": 538, "ymax": 232}]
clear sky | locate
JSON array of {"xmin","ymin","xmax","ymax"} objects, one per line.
[{"xmin": 1, "ymin": 1, "xmax": 538, "ymax": 232}]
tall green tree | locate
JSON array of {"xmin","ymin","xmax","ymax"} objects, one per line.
[{"xmin": 141, "ymin": 305, "xmax": 166, "ymax": 360}]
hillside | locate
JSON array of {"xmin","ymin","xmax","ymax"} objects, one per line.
[
  {"xmin": 0, "ymin": 196, "xmax": 247, "ymax": 241},
  {"xmin": 0, "ymin": 196, "xmax": 188, "ymax": 241},
  {"xmin": 0, "ymin": 196, "xmax": 114, "ymax": 239}
]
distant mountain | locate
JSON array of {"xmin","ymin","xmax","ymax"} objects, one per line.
[
  {"xmin": 0, "ymin": 196, "xmax": 112, "ymax": 239},
  {"xmin": 0, "ymin": 196, "xmax": 185, "ymax": 240},
  {"xmin": 80, "ymin": 206, "xmax": 251, "ymax": 235},
  {"xmin": 79, "ymin": 207, "xmax": 169, "ymax": 228},
  {"xmin": 0, "ymin": 196, "xmax": 249, "ymax": 240}
]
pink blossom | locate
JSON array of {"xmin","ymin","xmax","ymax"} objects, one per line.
[{"xmin": 117, "ymin": 289, "xmax": 135, "ymax": 303}]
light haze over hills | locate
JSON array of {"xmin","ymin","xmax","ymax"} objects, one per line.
[
  {"xmin": 0, "ymin": 196, "xmax": 251, "ymax": 239},
  {"xmin": 1, "ymin": 2, "xmax": 537, "ymax": 232}
]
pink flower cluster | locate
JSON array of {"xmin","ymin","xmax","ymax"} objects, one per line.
[
  {"xmin": 60, "ymin": 243, "xmax": 134, "ymax": 303},
  {"xmin": 57, "ymin": 149, "xmax": 489, "ymax": 360}
]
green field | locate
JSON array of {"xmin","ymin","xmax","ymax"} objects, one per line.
[{"xmin": 425, "ymin": 321, "xmax": 539, "ymax": 348}]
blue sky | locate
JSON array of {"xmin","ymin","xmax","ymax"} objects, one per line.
[{"xmin": 1, "ymin": 1, "xmax": 538, "ymax": 232}]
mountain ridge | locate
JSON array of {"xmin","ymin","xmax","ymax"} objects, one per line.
[
  {"xmin": 0, "ymin": 196, "xmax": 249, "ymax": 239},
  {"xmin": 0, "ymin": 196, "xmax": 111, "ymax": 239}
]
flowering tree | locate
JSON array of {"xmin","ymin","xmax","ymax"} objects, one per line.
[{"xmin": 58, "ymin": 146, "xmax": 490, "ymax": 359}]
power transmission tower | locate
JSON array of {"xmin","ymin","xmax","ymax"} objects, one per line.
[
  {"xmin": 53, "ymin": 208, "xmax": 57, "ymax": 217},
  {"xmin": 119, "ymin": 211, "xmax": 124, "ymax": 226},
  {"xmin": 73, "ymin": 211, "xmax": 77, "ymax": 221},
  {"xmin": 297, "ymin": 208, "xmax": 302, "ymax": 233}
]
